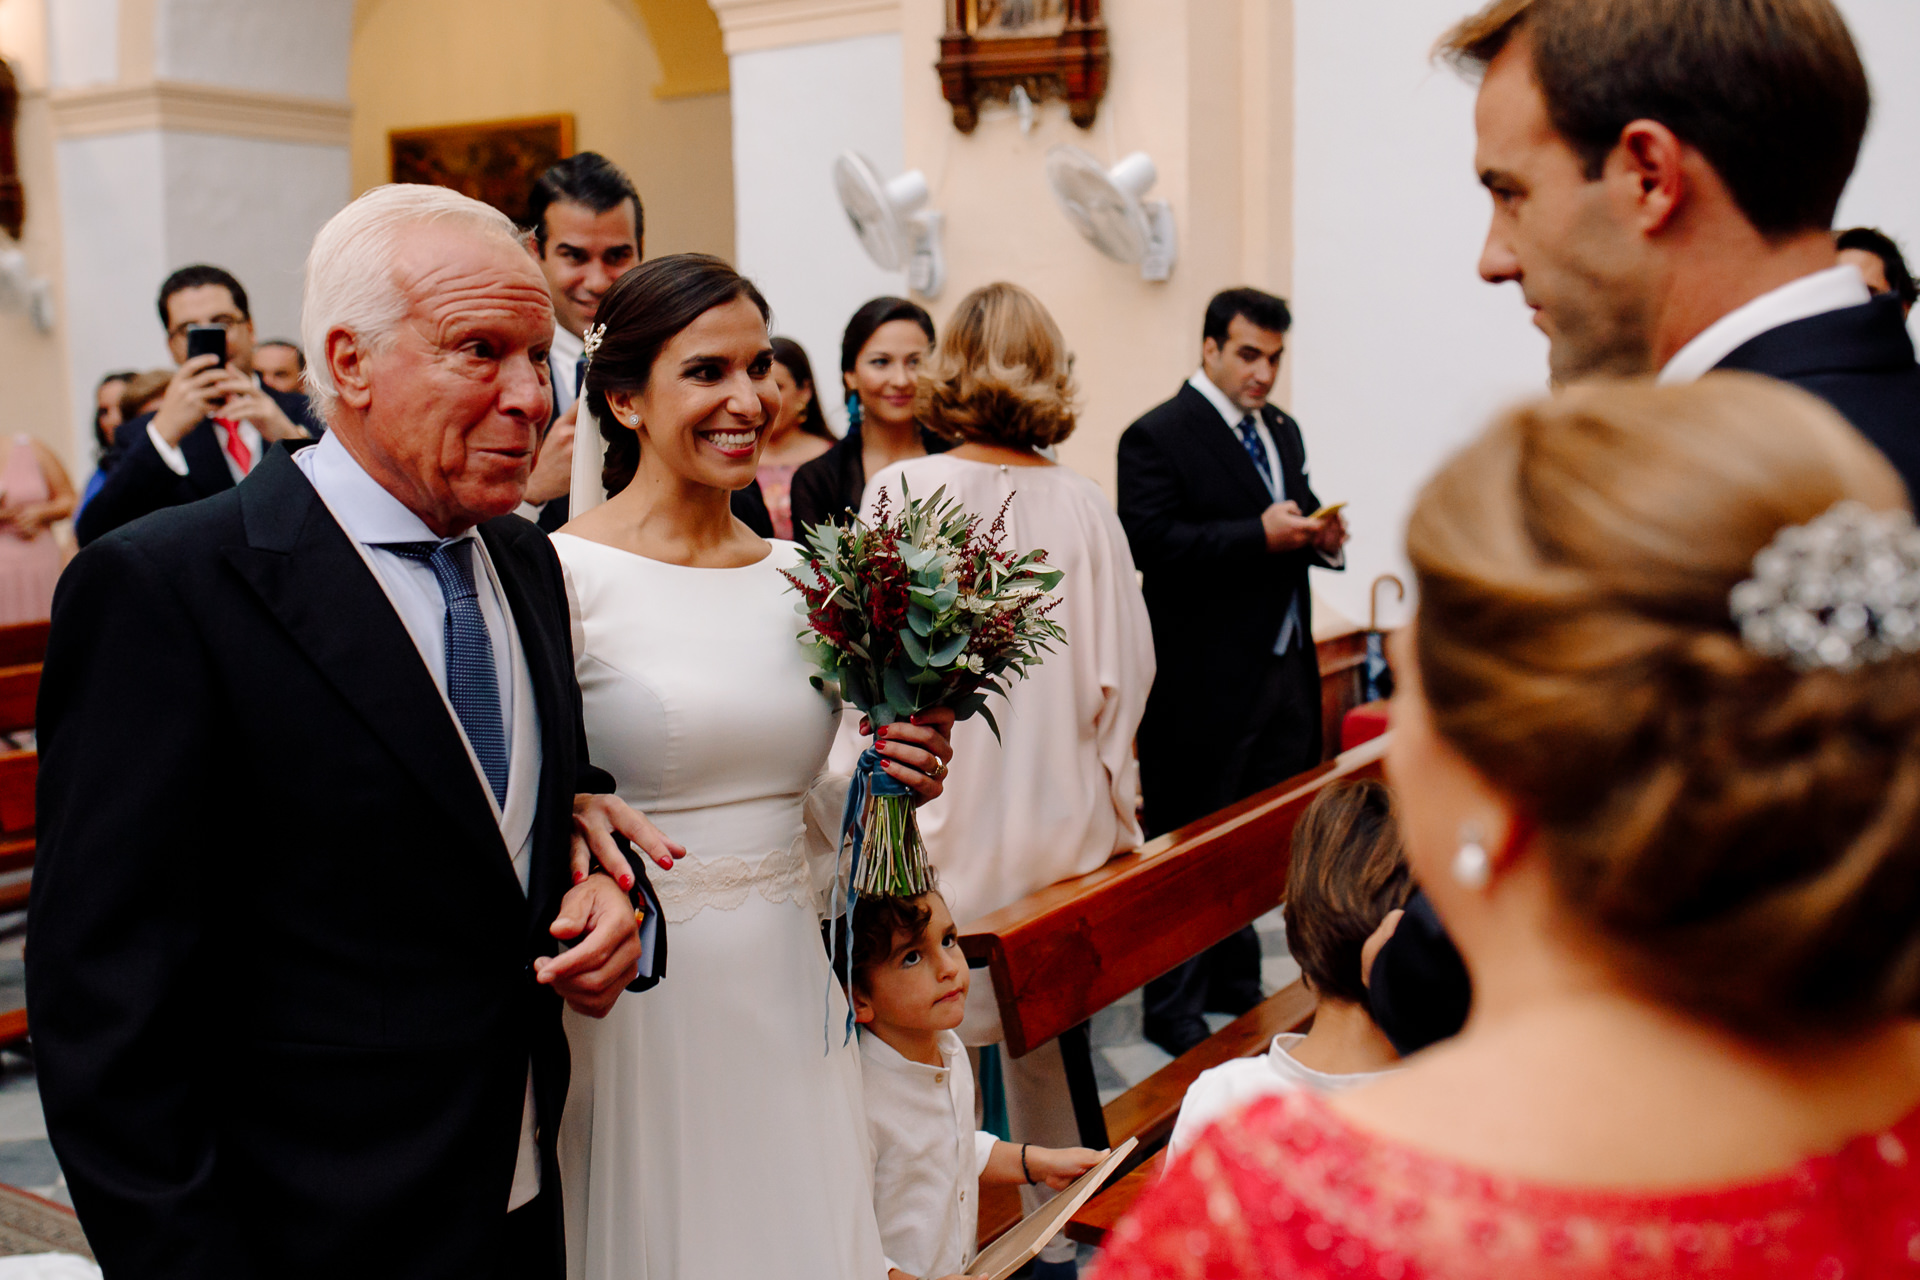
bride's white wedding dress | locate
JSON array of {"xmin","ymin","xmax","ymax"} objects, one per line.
[{"xmin": 552, "ymin": 534, "xmax": 887, "ymax": 1280}]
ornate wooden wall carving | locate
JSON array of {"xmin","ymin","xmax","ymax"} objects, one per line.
[
  {"xmin": 937, "ymin": 0, "xmax": 1109, "ymax": 135},
  {"xmin": 0, "ymin": 58, "xmax": 22, "ymax": 240}
]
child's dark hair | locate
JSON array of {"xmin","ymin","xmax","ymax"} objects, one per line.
[
  {"xmin": 1284, "ymin": 778, "xmax": 1413, "ymax": 1006},
  {"xmin": 831, "ymin": 893, "xmax": 936, "ymax": 994}
]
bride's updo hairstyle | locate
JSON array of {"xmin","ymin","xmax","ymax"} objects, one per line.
[
  {"xmin": 582, "ymin": 252, "xmax": 771, "ymax": 497},
  {"xmin": 1409, "ymin": 374, "xmax": 1920, "ymax": 1037},
  {"xmin": 916, "ymin": 282, "xmax": 1078, "ymax": 449}
]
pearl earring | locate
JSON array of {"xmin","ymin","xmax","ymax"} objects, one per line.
[
  {"xmin": 629, "ymin": 415, "xmax": 640, "ymax": 425},
  {"xmin": 1452, "ymin": 824, "xmax": 1491, "ymax": 891}
]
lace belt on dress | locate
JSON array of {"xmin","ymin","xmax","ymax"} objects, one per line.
[{"xmin": 653, "ymin": 845, "xmax": 814, "ymax": 924}]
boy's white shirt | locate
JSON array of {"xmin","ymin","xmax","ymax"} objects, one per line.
[
  {"xmin": 861, "ymin": 1026, "xmax": 998, "ymax": 1277},
  {"xmin": 1166, "ymin": 1031, "xmax": 1401, "ymax": 1162}
]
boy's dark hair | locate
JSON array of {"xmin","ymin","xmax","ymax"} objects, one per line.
[
  {"xmin": 1284, "ymin": 778, "xmax": 1414, "ymax": 1006},
  {"xmin": 157, "ymin": 264, "xmax": 249, "ymax": 329},
  {"xmin": 1838, "ymin": 227, "xmax": 1919, "ymax": 308},
  {"xmin": 1202, "ymin": 287, "xmax": 1292, "ymax": 347},
  {"xmin": 1438, "ymin": 0, "xmax": 1869, "ymax": 239},
  {"xmin": 833, "ymin": 893, "xmax": 936, "ymax": 994},
  {"xmin": 527, "ymin": 151, "xmax": 644, "ymax": 253}
]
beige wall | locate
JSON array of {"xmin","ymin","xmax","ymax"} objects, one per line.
[
  {"xmin": 898, "ymin": 0, "xmax": 1292, "ymax": 496},
  {"xmin": 349, "ymin": 0, "xmax": 735, "ymax": 261},
  {"xmin": 0, "ymin": 0, "xmax": 77, "ymax": 475}
]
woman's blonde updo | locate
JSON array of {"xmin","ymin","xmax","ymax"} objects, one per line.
[
  {"xmin": 1409, "ymin": 374, "xmax": 1920, "ymax": 1037},
  {"xmin": 915, "ymin": 282, "xmax": 1078, "ymax": 449}
]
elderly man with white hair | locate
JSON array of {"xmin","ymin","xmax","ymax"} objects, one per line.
[{"xmin": 27, "ymin": 185, "xmax": 673, "ymax": 1280}]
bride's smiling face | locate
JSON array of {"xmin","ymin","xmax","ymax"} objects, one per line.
[{"xmin": 607, "ymin": 295, "xmax": 779, "ymax": 491}]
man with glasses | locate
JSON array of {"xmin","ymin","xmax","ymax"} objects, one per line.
[{"xmin": 77, "ymin": 265, "xmax": 323, "ymax": 545}]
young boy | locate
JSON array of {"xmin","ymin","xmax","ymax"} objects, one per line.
[
  {"xmin": 848, "ymin": 890, "xmax": 1102, "ymax": 1280},
  {"xmin": 1167, "ymin": 778, "xmax": 1412, "ymax": 1159}
]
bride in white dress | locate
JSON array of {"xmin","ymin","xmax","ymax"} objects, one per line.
[{"xmin": 550, "ymin": 254, "xmax": 955, "ymax": 1280}]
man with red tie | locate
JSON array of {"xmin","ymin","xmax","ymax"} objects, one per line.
[{"xmin": 76, "ymin": 265, "xmax": 324, "ymax": 546}]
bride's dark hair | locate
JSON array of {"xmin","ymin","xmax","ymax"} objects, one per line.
[{"xmin": 582, "ymin": 253, "xmax": 772, "ymax": 497}]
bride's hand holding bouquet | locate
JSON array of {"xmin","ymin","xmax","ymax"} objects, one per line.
[{"xmin": 786, "ymin": 483, "xmax": 1066, "ymax": 899}]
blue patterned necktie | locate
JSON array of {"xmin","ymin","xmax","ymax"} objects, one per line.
[
  {"xmin": 574, "ymin": 357, "xmax": 586, "ymax": 398},
  {"xmin": 380, "ymin": 538, "xmax": 509, "ymax": 808},
  {"xmin": 1236, "ymin": 412, "xmax": 1276, "ymax": 497}
]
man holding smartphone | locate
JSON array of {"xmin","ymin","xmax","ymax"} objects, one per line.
[
  {"xmin": 76, "ymin": 265, "xmax": 323, "ymax": 546},
  {"xmin": 1117, "ymin": 287, "xmax": 1349, "ymax": 1057}
]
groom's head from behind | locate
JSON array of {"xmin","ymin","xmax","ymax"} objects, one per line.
[{"xmin": 304, "ymin": 185, "xmax": 557, "ymax": 537}]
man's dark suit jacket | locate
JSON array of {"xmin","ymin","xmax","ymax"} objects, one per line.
[
  {"xmin": 75, "ymin": 385, "xmax": 324, "ymax": 546},
  {"xmin": 1118, "ymin": 382, "xmax": 1334, "ymax": 836},
  {"xmin": 1716, "ymin": 292, "xmax": 1920, "ymax": 498},
  {"xmin": 1368, "ymin": 292, "xmax": 1920, "ymax": 1056},
  {"xmin": 29, "ymin": 446, "xmax": 662, "ymax": 1280}
]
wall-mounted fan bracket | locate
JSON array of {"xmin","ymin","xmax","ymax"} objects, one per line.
[
  {"xmin": 907, "ymin": 210, "xmax": 946, "ymax": 299},
  {"xmin": 1140, "ymin": 200, "xmax": 1176, "ymax": 283}
]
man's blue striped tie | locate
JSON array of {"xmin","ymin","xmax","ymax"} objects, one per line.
[{"xmin": 381, "ymin": 539, "xmax": 509, "ymax": 807}]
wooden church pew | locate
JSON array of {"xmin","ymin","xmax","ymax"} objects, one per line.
[
  {"xmin": 965, "ymin": 734, "xmax": 1388, "ymax": 1248},
  {"xmin": 0, "ymin": 621, "xmax": 50, "ymax": 671}
]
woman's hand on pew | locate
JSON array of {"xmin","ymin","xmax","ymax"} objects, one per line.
[
  {"xmin": 571, "ymin": 792, "xmax": 687, "ymax": 889},
  {"xmin": 861, "ymin": 707, "xmax": 956, "ymax": 806},
  {"xmin": 1361, "ymin": 909, "xmax": 1405, "ymax": 990}
]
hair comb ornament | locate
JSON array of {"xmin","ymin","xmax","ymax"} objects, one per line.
[
  {"xmin": 1730, "ymin": 501, "xmax": 1920, "ymax": 672},
  {"xmin": 582, "ymin": 322, "xmax": 607, "ymax": 368}
]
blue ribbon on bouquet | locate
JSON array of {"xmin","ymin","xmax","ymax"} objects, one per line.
[{"xmin": 826, "ymin": 746, "xmax": 912, "ymax": 1051}]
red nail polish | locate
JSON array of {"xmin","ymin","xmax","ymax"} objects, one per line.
[
  {"xmin": 573, "ymin": 871, "xmax": 585, "ymax": 884},
  {"xmin": 620, "ymin": 874, "xmax": 634, "ymax": 890}
]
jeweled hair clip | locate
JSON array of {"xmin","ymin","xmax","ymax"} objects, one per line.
[
  {"xmin": 582, "ymin": 322, "xmax": 608, "ymax": 367},
  {"xmin": 1730, "ymin": 500, "xmax": 1920, "ymax": 672}
]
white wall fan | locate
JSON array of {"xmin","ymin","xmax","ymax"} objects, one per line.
[
  {"xmin": 833, "ymin": 152, "xmax": 946, "ymax": 299},
  {"xmin": 1044, "ymin": 146, "xmax": 1177, "ymax": 282},
  {"xmin": 0, "ymin": 244, "xmax": 54, "ymax": 334}
]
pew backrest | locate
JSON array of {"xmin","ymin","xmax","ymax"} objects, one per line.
[{"xmin": 960, "ymin": 734, "xmax": 1388, "ymax": 1058}]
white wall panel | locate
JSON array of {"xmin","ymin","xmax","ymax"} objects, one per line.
[{"xmin": 729, "ymin": 31, "xmax": 905, "ymax": 432}]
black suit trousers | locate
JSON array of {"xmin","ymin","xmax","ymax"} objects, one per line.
[{"xmin": 1144, "ymin": 638, "xmax": 1322, "ymax": 1044}]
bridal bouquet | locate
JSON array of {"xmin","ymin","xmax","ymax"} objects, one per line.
[{"xmin": 785, "ymin": 483, "xmax": 1065, "ymax": 899}]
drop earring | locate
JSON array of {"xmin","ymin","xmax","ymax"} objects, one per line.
[
  {"xmin": 1452, "ymin": 824, "xmax": 1491, "ymax": 891},
  {"xmin": 846, "ymin": 389, "xmax": 863, "ymax": 431}
]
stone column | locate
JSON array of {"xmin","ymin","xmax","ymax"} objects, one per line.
[{"xmin": 44, "ymin": 0, "xmax": 353, "ymax": 463}]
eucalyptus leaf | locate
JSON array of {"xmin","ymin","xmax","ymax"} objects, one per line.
[{"xmin": 928, "ymin": 633, "xmax": 968, "ymax": 666}]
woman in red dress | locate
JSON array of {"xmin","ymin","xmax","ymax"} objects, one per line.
[{"xmin": 1094, "ymin": 375, "xmax": 1920, "ymax": 1279}]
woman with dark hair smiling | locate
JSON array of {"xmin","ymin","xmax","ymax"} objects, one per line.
[
  {"xmin": 552, "ymin": 255, "xmax": 956, "ymax": 1279},
  {"xmin": 787, "ymin": 296, "xmax": 947, "ymax": 539}
]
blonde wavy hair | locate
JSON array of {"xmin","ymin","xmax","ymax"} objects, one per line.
[
  {"xmin": 916, "ymin": 282, "xmax": 1078, "ymax": 449},
  {"xmin": 1410, "ymin": 374, "xmax": 1920, "ymax": 1037}
]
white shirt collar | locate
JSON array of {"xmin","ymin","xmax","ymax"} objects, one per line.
[
  {"xmin": 1658, "ymin": 264, "xmax": 1871, "ymax": 386},
  {"xmin": 298, "ymin": 430, "xmax": 476, "ymax": 548},
  {"xmin": 859, "ymin": 1026, "xmax": 965, "ymax": 1076},
  {"xmin": 551, "ymin": 324, "xmax": 585, "ymax": 369},
  {"xmin": 1188, "ymin": 367, "xmax": 1259, "ymax": 429}
]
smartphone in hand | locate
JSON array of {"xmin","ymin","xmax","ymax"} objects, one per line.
[{"xmin": 185, "ymin": 325, "xmax": 228, "ymax": 367}]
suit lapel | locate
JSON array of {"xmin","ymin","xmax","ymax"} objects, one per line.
[
  {"xmin": 478, "ymin": 525, "xmax": 568, "ymax": 924},
  {"xmin": 1265, "ymin": 407, "xmax": 1307, "ymax": 503},
  {"xmin": 223, "ymin": 450, "xmax": 520, "ymax": 898},
  {"xmin": 1179, "ymin": 384, "xmax": 1274, "ymax": 510}
]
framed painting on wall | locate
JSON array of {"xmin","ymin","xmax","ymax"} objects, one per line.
[
  {"xmin": 389, "ymin": 114, "xmax": 575, "ymax": 224},
  {"xmin": 938, "ymin": 0, "xmax": 1107, "ymax": 134}
]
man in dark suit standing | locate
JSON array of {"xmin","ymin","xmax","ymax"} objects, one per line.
[
  {"xmin": 77, "ymin": 264, "xmax": 325, "ymax": 546},
  {"xmin": 30, "ymin": 185, "xmax": 672, "ymax": 1280},
  {"xmin": 517, "ymin": 152, "xmax": 645, "ymax": 533},
  {"xmin": 1369, "ymin": 0, "xmax": 1918, "ymax": 1055},
  {"xmin": 1118, "ymin": 288, "xmax": 1348, "ymax": 1056}
]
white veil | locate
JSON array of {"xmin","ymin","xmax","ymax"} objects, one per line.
[{"xmin": 568, "ymin": 393, "xmax": 611, "ymax": 519}]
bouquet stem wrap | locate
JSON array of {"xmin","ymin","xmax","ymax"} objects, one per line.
[{"xmin": 828, "ymin": 747, "xmax": 935, "ymax": 1047}]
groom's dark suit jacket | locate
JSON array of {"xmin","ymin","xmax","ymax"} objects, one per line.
[{"xmin": 29, "ymin": 446, "xmax": 661, "ymax": 1280}]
